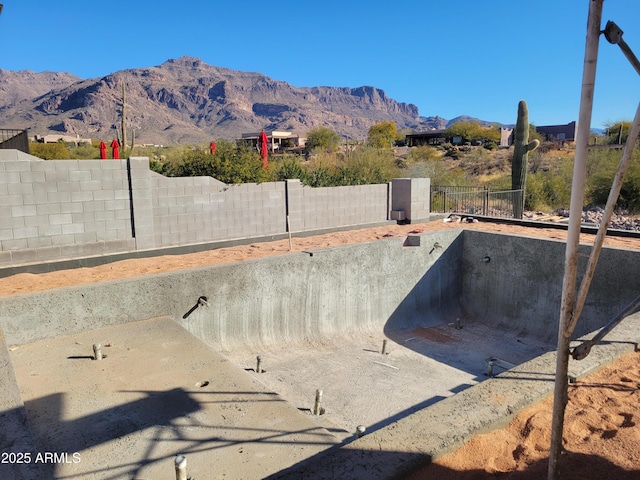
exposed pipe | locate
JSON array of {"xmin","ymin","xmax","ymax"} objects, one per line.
[
  {"xmin": 93, "ymin": 343, "xmax": 103, "ymax": 361},
  {"xmin": 182, "ymin": 296, "xmax": 208, "ymax": 319},
  {"xmin": 486, "ymin": 359, "xmax": 494, "ymax": 377},
  {"xmin": 174, "ymin": 455, "xmax": 187, "ymax": 480},
  {"xmin": 313, "ymin": 389, "xmax": 323, "ymax": 416}
]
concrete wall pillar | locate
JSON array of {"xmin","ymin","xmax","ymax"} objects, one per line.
[
  {"xmin": 285, "ymin": 179, "xmax": 303, "ymax": 232},
  {"xmin": 391, "ymin": 178, "xmax": 431, "ymax": 223},
  {"xmin": 127, "ymin": 157, "xmax": 156, "ymax": 250}
]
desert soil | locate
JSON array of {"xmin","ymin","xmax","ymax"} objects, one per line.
[{"xmin": 2, "ymin": 218, "xmax": 639, "ymax": 478}]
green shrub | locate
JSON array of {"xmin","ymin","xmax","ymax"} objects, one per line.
[
  {"xmin": 306, "ymin": 127, "xmax": 342, "ymax": 153},
  {"xmin": 275, "ymin": 155, "xmax": 307, "ymax": 182},
  {"xmin": 406, "ymin": 146, "xmax": 440, "ymax": 163},
  {"xmin": 149, "ymin": 159, "xmax": 164, "ymax": 174},
  {"xmin": 586, "ymin": 147, "xmax": 640, "ymax": 212},
  {"xmin": 159, "ymin": 140, "xmax": 273, "ymax": 184},
  {"xmin": 29, "ymin": 142, "xmax": 70, "ymax": 160}
]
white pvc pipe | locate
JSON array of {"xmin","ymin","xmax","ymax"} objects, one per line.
[
  {"xmin": 175, "ymin": 455, "xmax": 187, "ymax": 480},
  {"xmin": 93, "ymin": 343, "xmax": 102, "ymax": 361},
  {"xmin": 313, "ymin": 389, "xmax": 323, "ymax": 416}
]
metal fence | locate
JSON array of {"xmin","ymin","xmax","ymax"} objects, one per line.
[
  {"xmin": 430, "ymin": 185, "xmax": 524, "ymax": 219},
  {"xmin": 0, "ymin": 129, "xmax": 30, "ymax": 153}
]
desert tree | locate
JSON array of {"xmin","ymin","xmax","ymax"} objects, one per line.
[
  {"xmin": 306, "ymin": 126, "xmax": 342, "ymax": 153},
  {"xmin": 366, "ymin": 121, "xmax": 399, "ymax": 148}
]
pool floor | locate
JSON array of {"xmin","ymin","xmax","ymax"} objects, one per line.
[{"xmin": 222, "ymin": 321, "xmax": 554, "ymax": 439}]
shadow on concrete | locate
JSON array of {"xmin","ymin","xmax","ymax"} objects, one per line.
[
  {"xmin": 383, "ymin": 233, "xmax": 556, "ymax": 382},
  {"xmin": 264, "ymin": 445, "xmax": 431, "ymax": 480},
  {"xmin": 383, "ymin": 233, "xmax": 464, "ymax": 336},
  {"xmin": 24, "ymin": 388, "xmax": 199, "ymax": 478},
  {"xmin": 25, "ymin": 389, "xmax": 200, "ymax": 453},
  {"xmin": 363, "ymin": 395, "xmax": 447, "ymax": 433},
  {"xmin": 20, "ymin": 388, "xmax": 338, "ymax": 479},
  {"xmin": 0, "ymin": 405, "xmax": 49, "ymax": 480}
]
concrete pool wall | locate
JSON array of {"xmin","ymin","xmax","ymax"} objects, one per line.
[
  {"xmin": 2, "ymin": 229, "xmax": 640, "ymax": 348},
  {"xmin": 0, "ymin": 229, "xmax": 459, "ymax": 347},
  {"xmin": 460, "ymin": 230, "xmax": 640, "ymax": 342}
]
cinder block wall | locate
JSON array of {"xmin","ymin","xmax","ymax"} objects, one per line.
[
  {"xmin": 391, "ymin": 177, "xmax": 431, "ymax": 222},
  {"xmin": 0, "ymin": 158, "xmax": 135, "ymax": 266},
  {"xmin": 0, "ymin": 153, "xmax": 432, "ymax": 267},
  {"xmin": 148, "ymin": 170, "xmax": 286, "ymax": 248},
  {"xmin": 286, "ymin": 179, "xmax": 390, "ymax": 231}
]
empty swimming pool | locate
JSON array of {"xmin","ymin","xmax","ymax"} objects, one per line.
[{"xmin": 2, "ymin": 228, "xmax": 640, "ymax": 479}]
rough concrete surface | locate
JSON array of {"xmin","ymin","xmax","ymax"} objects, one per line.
[
  {"xmin": 8, "ymin": 317, "xmax": 338, "ymax": 480},
  {"xmin": 272, "ymin": 313, "xmax": 640, "ymax": 480},
  {"xmin": 224, "ymin": 322, "xmax": 553, "ymax": 442}
]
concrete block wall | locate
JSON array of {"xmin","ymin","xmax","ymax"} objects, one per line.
[
  {"xmin": 0, "ymin": 152, "xmax": 433, "ymax": 267},
  {"xmin": 148, "ymin": 169, "xmax": 286, "ymax": 248},
  {"xmin": 0, "ymin": 157, "xmax": 135, "ymax": 266},
  {"xmin": 286, "ymin": 179, "xmax": 390, "ymax": 231},
  {"xmin": 392, "ymin": 177, "xmax": 431, "ymax": 222}
]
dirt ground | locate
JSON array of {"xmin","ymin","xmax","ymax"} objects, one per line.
[
  {"xmin": 408, "ymin": 349, "xmax": 640, "ymax": 479},
  {"xmin": 3, "ymin": 219, "xmax": 640, "ymax": 297},
  {"xmin": 2, "ymin": 218, "xmax": 640, "ymax": 478}
]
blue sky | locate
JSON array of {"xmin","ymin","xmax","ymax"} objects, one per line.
[{"xmin": 1, "ymin": 1, "xmax": 638, "ymax": 130}]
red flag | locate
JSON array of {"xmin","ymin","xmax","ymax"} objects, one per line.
[
  {"xmin": 99, "ymin": 141, "xmax": 107, "ymax": 160},
  {"xmin": 259, "ymin": 130, "xmax": 268, "ymax": 169}
]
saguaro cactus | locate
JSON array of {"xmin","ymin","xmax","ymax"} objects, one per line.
[{"xmin": 511, "ymin": 100, "xmax": 539, "ymax": 219}]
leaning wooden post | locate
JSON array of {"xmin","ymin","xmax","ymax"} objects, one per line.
[{"xmin": 548, "ymin": 2, "xmax": 603, "ymax": 479}]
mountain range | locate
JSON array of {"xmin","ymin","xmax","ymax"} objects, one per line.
[{"xmin": 0, "ymin": 56, "xmax": 495, "ymax": 145}]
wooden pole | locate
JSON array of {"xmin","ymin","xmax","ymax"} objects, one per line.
[{"xmin": 547, "ymin": 2, "xmax": 603, "ymax": 479}]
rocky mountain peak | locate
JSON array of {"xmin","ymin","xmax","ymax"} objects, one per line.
[{"xmin": 0, "ymin": 57, "xmax": 446, "ymax": 145}]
